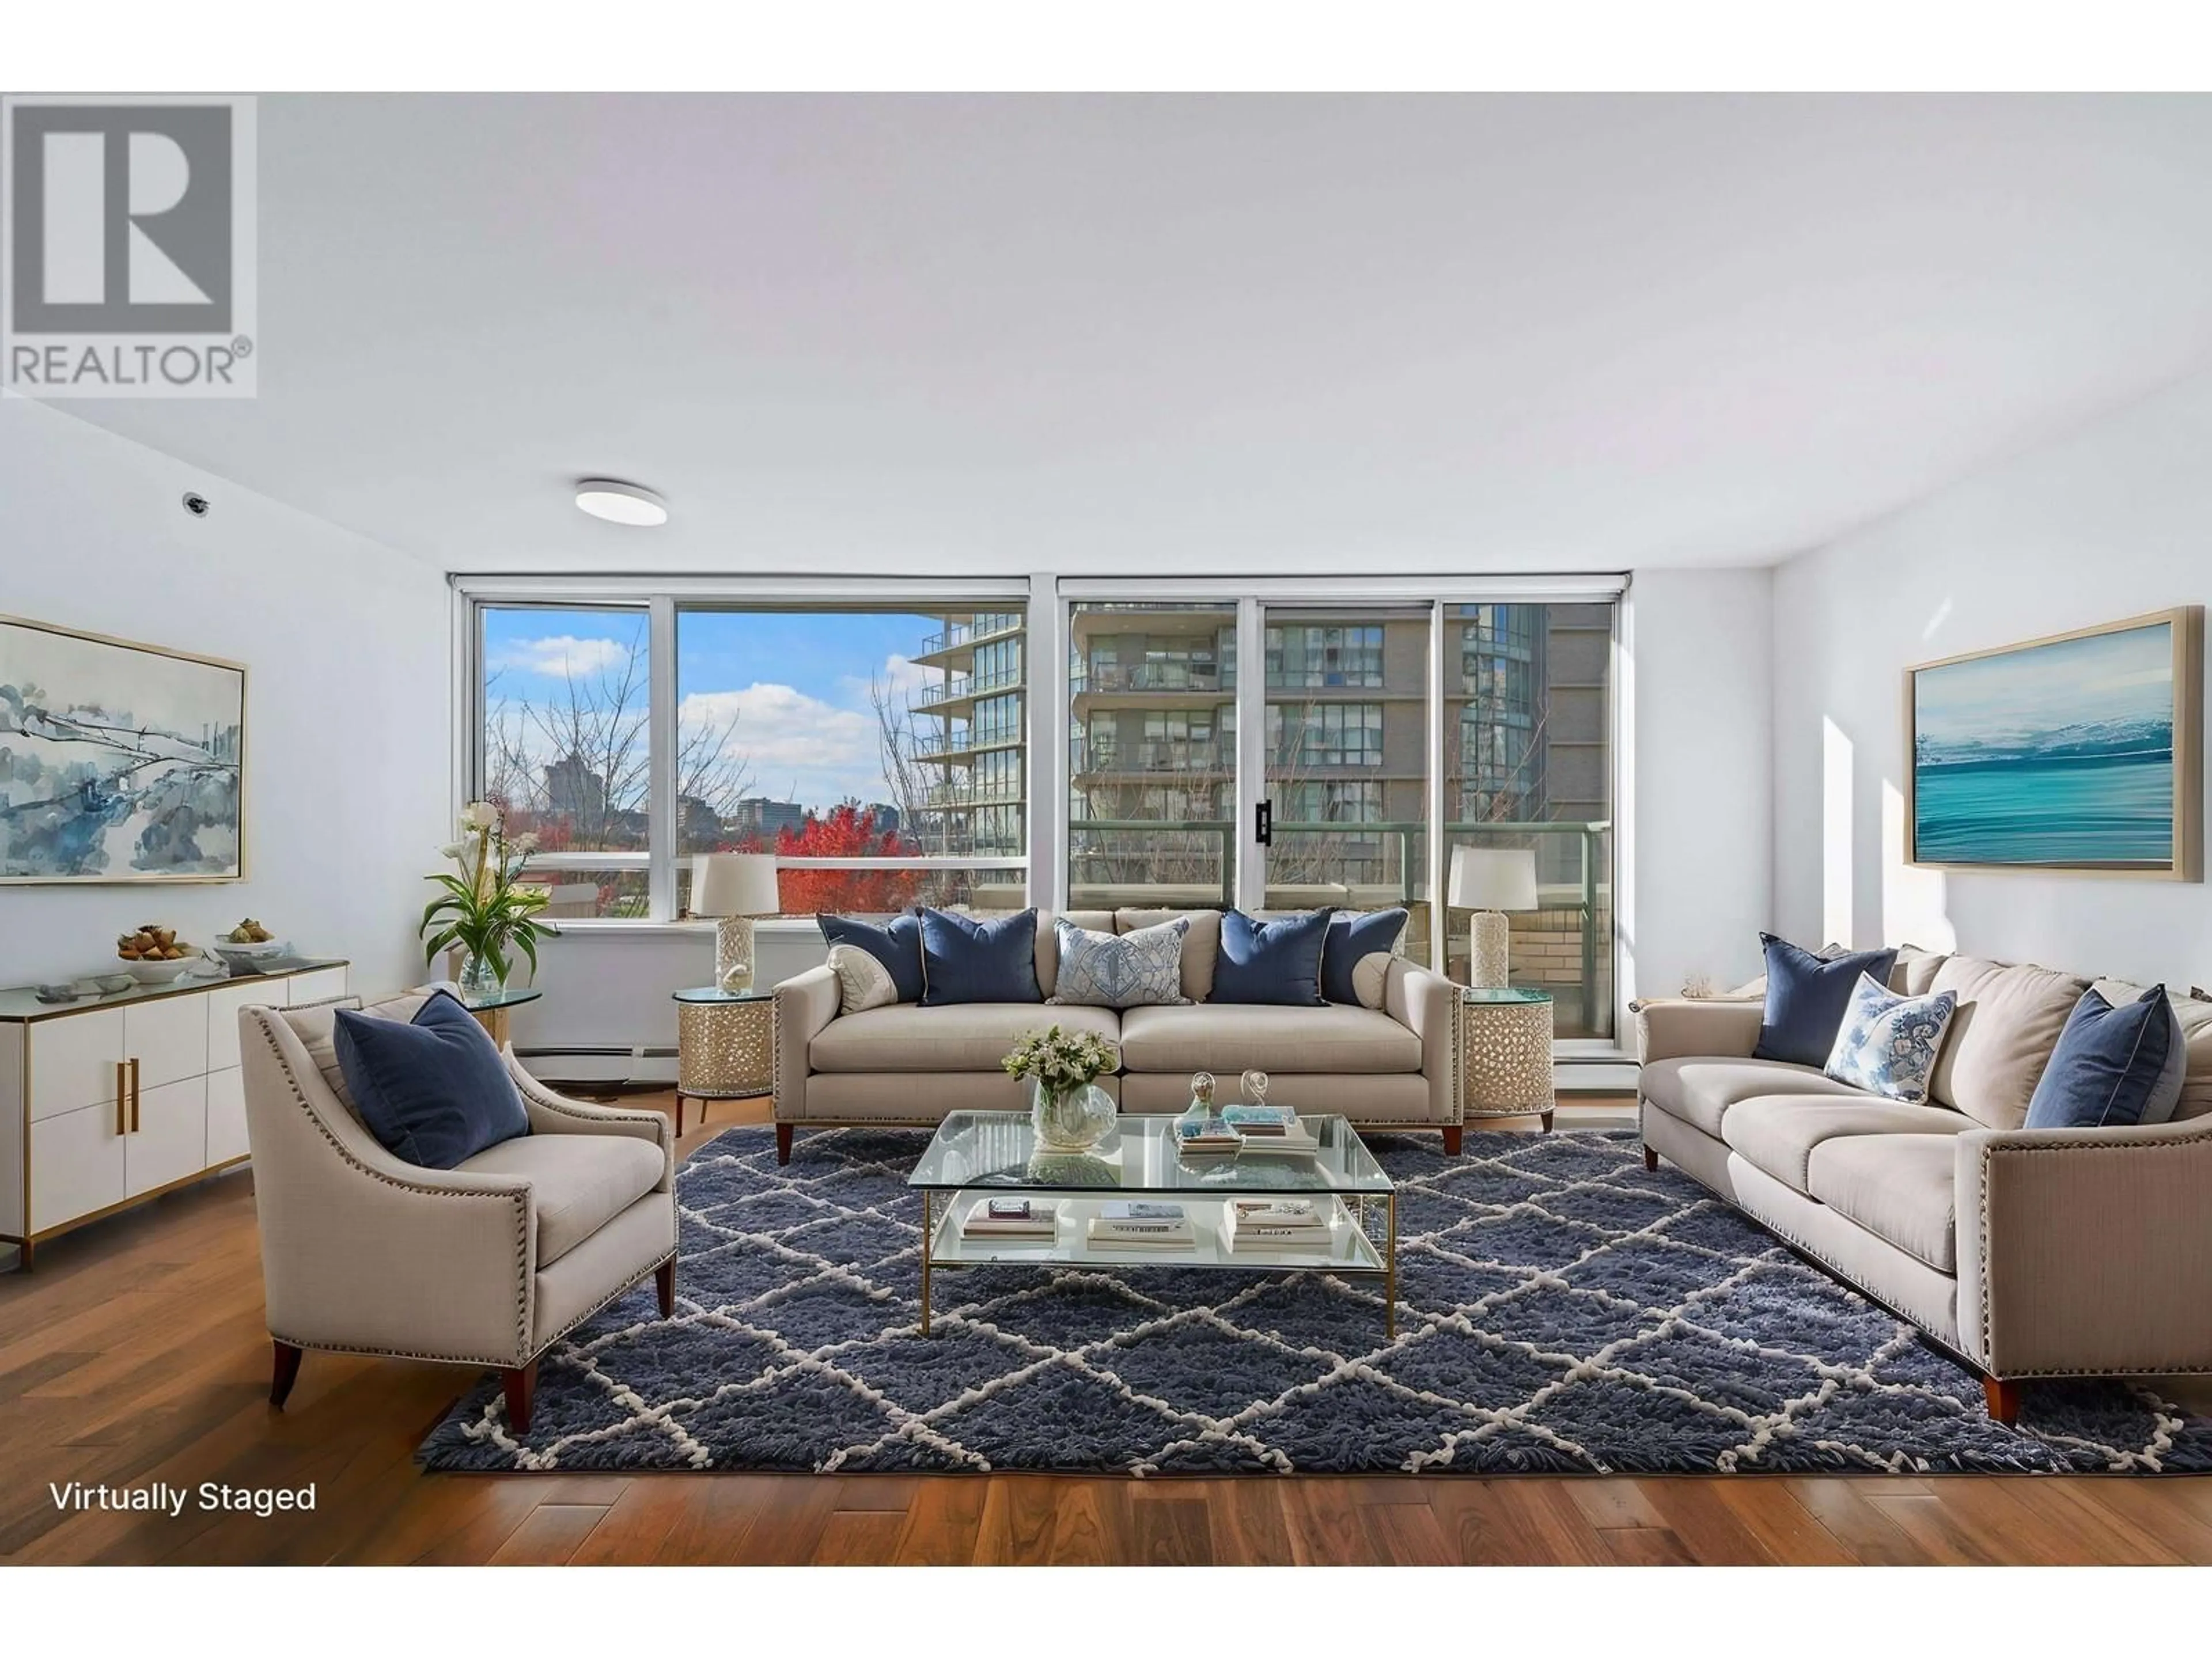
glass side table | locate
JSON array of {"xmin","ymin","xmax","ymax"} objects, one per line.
[
  {"xmin": 1460, "ymin": 986, "xmax": 1555, "ymax": 1132},
  {"xmin": 672, "ymin": 987, "xmax": 775, "ymax": 1135},
  {"xmin": 457, "ymin": 985, "xmax": 541, "ymax": 1048}
]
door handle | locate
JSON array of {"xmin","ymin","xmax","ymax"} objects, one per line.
[
  {"xmin": 1254, "ymin": 799, "xmax": 1273, "ymax": 847},
  {"xmin": 128, "ymin": 1057, "xmax": 141, "ymax": 1134},
  {"xmin": 116, "ymin": 1062, "xmax": 128, "ymax": 1136}
]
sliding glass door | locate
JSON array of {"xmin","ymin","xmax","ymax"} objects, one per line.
[
  {"xmin": 1066, "ymin": 601, "xmax": 1238, "ymax": 910},
  {"xmin": 1057, "ymin": 583, "xmax": 1618, "ymax": 1041},
  {"xmin": 1260, "ymin": 603, "xmax": 1433, "ymax": 963}
]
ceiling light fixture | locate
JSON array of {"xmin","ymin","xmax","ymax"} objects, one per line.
[{"xmin": 574, "ymin": 479, "xmax": 669, "ymax": 526}]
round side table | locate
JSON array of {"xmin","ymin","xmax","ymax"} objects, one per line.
[
  {"xmin": 1461, "ymin": 986, "xmax": 1555, "ymax": 1132},
  {"xmin": 672, "ymin": 987, "xmax": 775, "ymax": 1135}
]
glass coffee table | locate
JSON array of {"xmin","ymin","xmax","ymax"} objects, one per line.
[{"xmin": 906, "ymin": 1112, "xmax": 1399, "ymax": 1337}]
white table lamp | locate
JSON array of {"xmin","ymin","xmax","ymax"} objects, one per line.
[
  {"xmin": 691, "ymin": 854, "xmax": 782, "ymax": 993},
  {"xmin": 1449, "ymin": 846, "xmax": 1539, "ymax": 989}
]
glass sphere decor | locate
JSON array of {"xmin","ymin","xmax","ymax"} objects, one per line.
[
  {"xmin": 1030, "ymin": 1077, "xmax": 1117, "ymax": 1153},
  {"xmin": 1239, "ymin": 1069, "xmax": 1270, "ymax": 1107}
]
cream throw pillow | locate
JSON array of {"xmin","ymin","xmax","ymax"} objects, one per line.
[
  {"xmin": 1351, "ymin": 952, "xmax": 1394, "ymax": 1010},
  {"xmin": 828, "ymin": 943, "xmax": 899, "ymax": 1015}
]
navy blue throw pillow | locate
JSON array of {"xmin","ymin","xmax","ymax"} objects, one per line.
[
  {"xmin": 2025, "ymin": 984, "xmax": 2187, "ymax": 1130},
  {"xmin": 333, "ymin": 990, "xmax": 529, "ymax": 1170},
  {"xmin": 818, "ymin": 912, "xmax": 925, "ymax": 1003},
  {"xmin": 1212, "ymin": 908, "xmax": 1333, "ymax": 1006},
  {"xmin": 1321, "ymin": 908, "xmax": 1408, "ymax": 1005},
  {"xmin": 919, "ymin": 908, "xmax": 1042, "ymax": 1006},
  {"xmin": 1753, "ymin": 933, "xmax": 1899, "ymax": 1068}
]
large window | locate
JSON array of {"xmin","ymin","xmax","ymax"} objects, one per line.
[
  {"xmin": 675, "ymin": 606, "xmax": 1028, "ymax": 912},
  {"xmin": 479, "ymin": 605, "xmax": 654, "ymax": 918},
  {"xmin": 467, "ymin": 582, "xmax": 1617, "ymax": 1041},
  {"xmin": 1445, "ymin": 601, "xmax": 1613, "ymax": 1036},
  {"xmin": 472, "ymin": 597, "xmax": 1029, "ymax": 921}
]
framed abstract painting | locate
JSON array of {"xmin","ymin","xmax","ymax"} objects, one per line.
[
  {"xmin": 1906, "ymin": 606, "xmax": 2202, "ymax": 879},
  {"xmin": 0, "ymin": 613, "xmax": 247, "ymax": 883}
]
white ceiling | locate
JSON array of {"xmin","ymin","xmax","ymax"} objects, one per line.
[{"xmin": 52, "ymin": 93, "xmax": 2212, "ymax": 575}]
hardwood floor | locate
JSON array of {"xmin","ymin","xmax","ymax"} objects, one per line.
[{"xmin": 4, "ymin": 1092, "xmax": 2209, "ymax": 1567}]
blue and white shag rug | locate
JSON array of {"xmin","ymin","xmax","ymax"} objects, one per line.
[{"xmin": 419, "ymin": 1127, "xmax": 2212, "ymax": 1476}]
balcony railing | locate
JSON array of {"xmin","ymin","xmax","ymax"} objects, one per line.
[
  {"xmin": 1065, "ymin": 818, "xmax": 1612, "ymax": 1033},
  {"xmin": 912, "ymin": 667, "xmax": 1021, "ymax": 708},
  {"xmin": 919, "ymin": 616, "xmax": 1022, "ymax": 656},
  {"xmin": 1074, "ymin": 664, "xmax": 1229, "ymax": 694},
  {"xmin": 913, "ymin": 674, "xmax": 971, "ymax": 707},
  {"xmin": 1071, "ymin": 740, "xmax": 1232, "ymax": 774}
]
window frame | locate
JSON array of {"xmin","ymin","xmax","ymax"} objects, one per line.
[
  {"xmin": 454, "ymin": 571, "xmax": 1627, "ymax": 1045},
  {"xmin": 456, "ymin": 577, "xmax": 1033, "ymax": 926}
]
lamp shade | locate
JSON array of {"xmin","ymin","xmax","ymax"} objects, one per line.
[
  {"xmin": 1448, "ymin": 846, "xmax": 1539, "ymax": 912},
  {"xmin": 691, "ymin": 853, "xmax": 781, "ymax": 918}
]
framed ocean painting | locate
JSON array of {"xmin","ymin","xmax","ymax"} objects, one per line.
[
  {"xmin": 1906, "ymin": 606, "xmax": 2202, "ymax": 879},
  {"xmin": 0, "ymin": 614, "xmax": 247, "ymax": 884}
]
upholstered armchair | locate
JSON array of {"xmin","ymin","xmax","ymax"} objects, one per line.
[{"xmin": 238, "ymin": 991, "xmax": 678, "ymax": 1433}]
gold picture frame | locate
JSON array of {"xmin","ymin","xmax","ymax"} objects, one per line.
[
  {"xmin": 0, "ymin": 612, "xmax": 249, "ymax": 884},
  {"xmin": 1904, "ymin": 605, "xmax": 2201, "ymax": 880}
]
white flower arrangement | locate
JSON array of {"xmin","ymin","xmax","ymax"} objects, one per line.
[{"xmin": 1002, "ymin": 1024, "xmax": 1118, "ymax": 1092}]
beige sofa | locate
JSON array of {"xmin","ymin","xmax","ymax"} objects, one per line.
[
  {"xmin": 1638, "ymin": 950, "xmax": 2212, "ymax": 1421},
  {"xmin": 774, "ymin": 908, "xmax": 1462, "ymax": 1161}
]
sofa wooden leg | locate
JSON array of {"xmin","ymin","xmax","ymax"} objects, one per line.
[
  {"xmin": 776, "ymin": 1123, "xmax": 794, "ymax": 1165},
  {"xmin": 503, "ymin": 1359, "xmax": 539, "ymax": 1434},
  {"xmin": 269, "ymin": 1340, "xmax": 303, "ymax": 1410},
  {"xmin": 1643, "ymin": 1144, "xmax": 1659, "ymax": 1172},
  {"xmin": 1441, "ymin": 1126, "xmax": 1463, "ymax": 1156},
  {"xmin": 656, "ymin": 1257, "xmax": 676, "ymax": 1318},
  {"xmin": 1983, "ymin": 1375, "xmax": 2021, "ymax": 1425}
]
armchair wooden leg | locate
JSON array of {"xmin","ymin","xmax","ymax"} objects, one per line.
[
  {"xmin": 656, "ymin": 1257, "xmax": 676, "ymax": 1318},
  {"xmin": 270, "ymin": 1340, "xmax": 303, "ymax": 1410},
  {"xmin": 1983, "ymin": 1375, "xmax": 2022, "ymax": 1425},
  {"xmin": 776, "ymin": 1123, "xmax": 794, "ymax": 1165},
  {"xmin": 1643, "ymin": 1144, "xmax": 1659, "ymax": 1172},
  {"xmin": 1441, "ymin": 1126, "xmax": 1463, "ymax": 1156},
  {"xmin": 503, "ymin": 1359, "xmax": 539, "ymax": 1435}
]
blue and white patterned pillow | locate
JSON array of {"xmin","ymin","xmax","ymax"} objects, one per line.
[
  {"xmin": 1049, "ymin": 916, "xmax": 1190, "ymax": 1009},
  {"xmin": 1823, "ymin": 971, "xmax": 1958, "ymax": 1105}
]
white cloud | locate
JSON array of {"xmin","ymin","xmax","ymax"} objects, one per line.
[
  {"xmin": 491, "ymin": 635, "xmax": 632, "ymax": 679},
  {"xmin": 680, "ymin": 682, "xmax": 888, "ymax": 810},
  {"xmin": 838, "ymin": 652, "xmax": 935, "ymax": 703}
]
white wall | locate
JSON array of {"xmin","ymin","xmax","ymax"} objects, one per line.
[
  {"xmin": 1620, "ymin": 567, "xmax": 1775, "ymax": 1004},
  {"xmin": 1772, "ymin": 369, "xmax": 2212, "ymax": 990},
  {"xmin": 0, "ymin": 401, "xmax": 449, "ymax": 995}
]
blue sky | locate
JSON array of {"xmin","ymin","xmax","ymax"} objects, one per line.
[
  {"xmin": 483, "ymin": 607, "xmax": 940, "ymax": 810},
  {"xmin": 1917, "ymin": 620, "xmax": 2173, "ymax": 747}
]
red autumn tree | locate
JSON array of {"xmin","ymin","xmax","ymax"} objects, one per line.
[{"xmin": 726, "ymin": 802, "xmax": 919, "ymax": 915}]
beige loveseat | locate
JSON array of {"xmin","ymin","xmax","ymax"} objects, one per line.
[
  {"xmin": 774, "ymin": 908, "xmax": 1462, "ymax": 1162},
  {"xmin": 1638, "ymin": 950, "xmax": 2212, "ymax": 1421}
]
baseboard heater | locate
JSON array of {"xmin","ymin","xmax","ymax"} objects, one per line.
[{"xmin": 514, "ymin": 1044, "xmax": 679, "ymax": 1094}]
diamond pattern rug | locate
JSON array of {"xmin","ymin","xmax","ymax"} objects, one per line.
[{"xmin": 417, "ymin": 1127, "xmax": 2212, "ymax": 1475}]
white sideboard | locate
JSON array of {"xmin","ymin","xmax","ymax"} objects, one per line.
[{"xmin": 1, "ymin": 961, "xmax": 349, "ymax": 1269}]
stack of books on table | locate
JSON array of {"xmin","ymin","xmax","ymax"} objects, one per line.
[
  {"xmin": 1220, "ymin": 1104, "xmax": 1320, "ymax": 1156},
  {"xmin": 960, "ymin": 1196, "xmax": 1058, "ymax": 1241},
  {"xmin": 1173, "ymin": 1114, "xmax": 1244, "ymax": 1157},
  {"xmin": 1085, "ymin": 1200, "xmax": 1198, "ymax": 1250},
  {"xmin": 1222, "ymin": 1197, "xmax": 1333, "ymax": 1253}
]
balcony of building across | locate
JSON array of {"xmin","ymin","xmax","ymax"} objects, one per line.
[{"xmin": 911, "ymin": 612, "xmax": 1025, "ymax": 668}]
